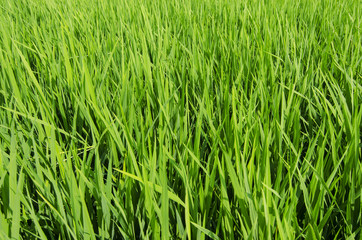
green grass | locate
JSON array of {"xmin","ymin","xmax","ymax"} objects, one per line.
[{"xmin": 0, "ymin": 0, "xmax": 361, "ymax": 239}]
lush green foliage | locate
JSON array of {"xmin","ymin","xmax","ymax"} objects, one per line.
[{"xmin": 0, "ymin": 0, "xmax": 361, "ymax": 239}]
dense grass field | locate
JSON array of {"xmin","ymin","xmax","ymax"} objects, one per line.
[{"xmin": 0, "ymin": 0, "xmax": 361, "ymax": 239}]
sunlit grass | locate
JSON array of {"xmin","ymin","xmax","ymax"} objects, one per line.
[{"xmin": 0, "ymin": 0, "xmax": 361, "ymax": 239}]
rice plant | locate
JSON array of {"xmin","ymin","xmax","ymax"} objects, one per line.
[{"xmin": 0, "ymin": 0, "xmax": 361, "ymax": 239}]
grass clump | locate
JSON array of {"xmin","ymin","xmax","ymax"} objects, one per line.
[{"xmin": 0, "ymin": 0, "xmax": 361, "ymax": 239}]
